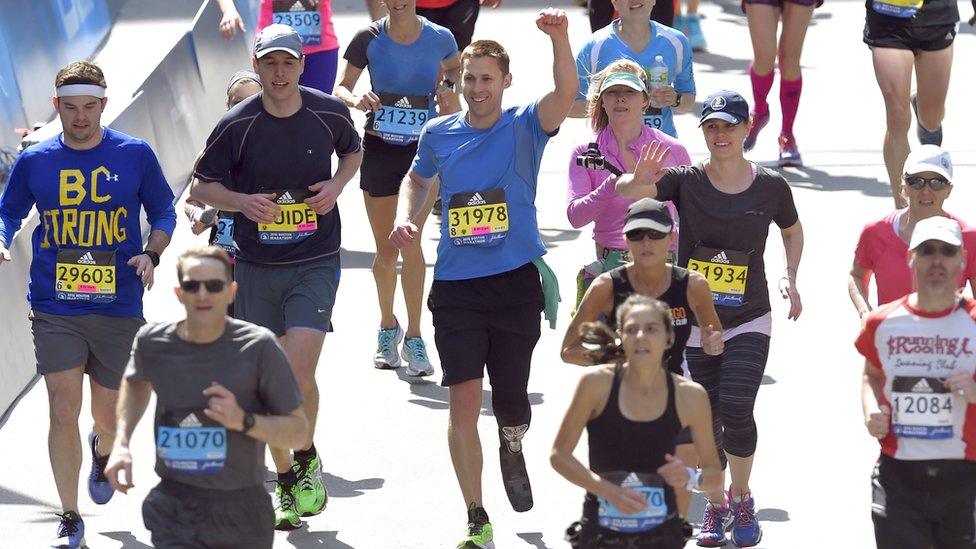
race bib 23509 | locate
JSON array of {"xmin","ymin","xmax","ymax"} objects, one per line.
[{"xmin": 273, "ymin": 1, "xmax": 321, "ymax": 45}]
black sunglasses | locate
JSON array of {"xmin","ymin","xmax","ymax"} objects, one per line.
[
  {"xmin": 905, "ymin": 176, "xmax": 950, "ymax": 191},
  {"xmin": 916, "ymin": 243, "xmax": 960, "ymax": 257},
  {"xmin": 625, "ymin": 228, "xmax": 670, "ymax": 241},
  {"xmin": 180, "ymin": 279, "xmax": 227, "ymax": 293}
]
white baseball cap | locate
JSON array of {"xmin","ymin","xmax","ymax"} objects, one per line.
[
  {"xmin": 909, "ymin": 216, "xmax": 963, "ymax": 250},
  {"xmin": 904, "ymin": 145, "xmax": 953, "ymax": 183}
]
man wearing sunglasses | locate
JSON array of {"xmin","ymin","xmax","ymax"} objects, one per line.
[
  {"xmin": 105, "ymin": 246, "xmax": 307, "ymax": 548},
  {"xmin": 850, "ymin": 145, "xmax": 976, "ymax": 318},
  {"xmin": 855, "ymin": 216, "xmax": 976, "ymax": 549}
]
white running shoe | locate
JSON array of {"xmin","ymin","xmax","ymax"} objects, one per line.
[
  {"xmin": 401, "ymin": 337, "xmax": 434, "ymax": 377},
  {"xmin": 373, "ymin": 322, "xmax": 404, "ymax": 369}
]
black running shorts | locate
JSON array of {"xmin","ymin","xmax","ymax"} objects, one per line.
[
  {"xmin": 428, "ymin": 262, "xmax": 543, "ymax": 388},
  {"xmin": 863, "ymin": 20, "xmax": 958, "ymax": 52},
  {"xmin": 871, "ymin": 455, "xmax": 976, "ymax": 549},
  {"xmin": 143, "ymin": 480, "xmax": 274, "ymax": 549},
  {"xmin": 417, "ymin": 0, "xmax": 480, "ymax": 51},
  {"xmin": 360, "ymin": 133, "xmax": 418, "ymax": 198}
]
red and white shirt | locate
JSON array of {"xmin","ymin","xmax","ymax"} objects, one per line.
[{"xmin": 855, "ymin": 296, "xmax": 976, "ymax": 461}]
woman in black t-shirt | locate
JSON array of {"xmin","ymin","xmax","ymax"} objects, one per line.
[
  {"xmin": 863, "ymin": 0, "xmax": 958, "ymax": 209},
  {"xmin": 616, "ymin": 90, "xmax": 803, "ymax": 549}
]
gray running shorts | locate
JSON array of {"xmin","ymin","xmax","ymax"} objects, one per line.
[
  {"xmin": 143, "ymin": 480, "xmax": 273, "ymax": 549},
  {"xmin": 234, "ymin": 254, "xmax": 340, "ymax": 337},
  {"xmin": 30, "ymin": 310, "xmax": 144, "ymax": 390}
]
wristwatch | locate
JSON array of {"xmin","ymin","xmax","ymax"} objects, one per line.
[
  {"xmin": 672, "ymin": 94, "xmax": 682, "ymax": 108},
  {"xmin": 241, "ymin": 412, "xmax": 255, "ymax": 433},
  {"xmin": 142, "ymin": 249, "xmax": 160, "ymax": 267}
]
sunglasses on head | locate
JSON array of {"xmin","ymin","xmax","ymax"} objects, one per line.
[
  {"xmin": 905, "ymin": 176, "xmax": 950, "ymax": 191},
  {"xmin": 625, "ymin": 228, "xmax": 670, "ymax": 241},
  {"xmin": 180, "ymin": 279, "xmax": 227, "ymax": 293},
  {"xmin": 916, "ymin": 243, "xmax": 960, "ymax": 257}
]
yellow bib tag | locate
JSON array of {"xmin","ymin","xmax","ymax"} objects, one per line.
[
  {"xmin": 447, "ymin": 189, "xmax": 509, "ymax": 247},
  {"xmin": 257, "ymin": 189, "xmax": 318, "ymax": 245},
  {"xmin": 687, "ymin": 247, "xmax": 749, "ymax": 308},
  {"xmin": 55, "ymin": 249, "xmax": 116, "ymax": 302}
]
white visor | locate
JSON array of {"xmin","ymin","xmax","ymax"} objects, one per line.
[{"xmin": 56, "ymin": 84, "xmax": 106, "ymax": 99}]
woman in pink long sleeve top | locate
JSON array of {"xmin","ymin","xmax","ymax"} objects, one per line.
[{"xmin": 568, "ymin": 59, "xmax": 691, "ymax": 263}]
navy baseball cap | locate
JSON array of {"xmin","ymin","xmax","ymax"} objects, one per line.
[
  {"xmin": 699, "ymin": 90, "xmax": 749, "ymax": 126},
  {"xmin": 254, "ymin": 24, "xmax": 303, "ymax": 59},
  {"xmin": 623, "ymin": 199, "xmax": 673, "ymax": 234}
]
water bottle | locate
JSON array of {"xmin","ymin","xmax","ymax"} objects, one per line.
[{"xmin": 648, "ymin": 55, "xmax": 669, "ymax": 108}]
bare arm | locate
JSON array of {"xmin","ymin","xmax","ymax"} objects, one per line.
[
  {"xmin": 849, "ymin": 260, "xmax": 874, "ymax": 319},
  {"xmin": 104, "ymin": 379, "xmax": 153, "ymax": 493},
  {"xmin": 687, "ymin": 272, "xmax": 725, "ymax": 355},
  {"xmin": 613, "ymin": 141, "xmax": 670, "ymax": 200},
  {"xmin": 560, "ymin": 275, "xmax": 615, "ymax": 365},
  {"xmin": 535, "ymin": 9, "xmax": 578, "ymax": 135},
  {"xmin": 779, "ymin": 221, "xmax": 804, "ymax": 321},
  {"xmin": 862, "ymin": 361, "xmax": 890, "ymax": 439},
  {"xmin": 389, "ymin": 170, "xmax": 438, "ymax": 247},
  {"xmin": 675, "ymin": 379, "xmax": 723, "ymax": 499},
  {"xmin": 569, "ymin": 99, "xmax": 589, "ymax": 119},
  {"xmin": 190, "ymin": 178, "xmax": 248, "ymax": 212},
  {"xmin": 201, "ymin": 383, "xmax": 308, "ymax": 449},
  {"xmin": 436, "ymin": 54, "xmax": 462, "ymax": 115}
]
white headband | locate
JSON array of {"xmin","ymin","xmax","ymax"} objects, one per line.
[{"xmin": 55, "ymin": 84, "xmax": 106, "ymax": 98}]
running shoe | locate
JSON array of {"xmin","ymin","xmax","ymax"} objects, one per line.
[
  {"xmin": 402, "ymin": 336, "xmax": 434, "ymax": 377},
  {"xmin": 499, "ymin": 425, "xmax": 533, "ymax": 512},
  {"xmin": 293, "ymin": 453, "xmax": 327, "ymax": 517},
  {"xmin": 273, "ymin": 477, "xmax": 302, "ymax": 531},
  {"xmin": 686, "ymin": 14, "xmax": 708, "ymax": 51},
  {"xmin": 778, "ymin": 134, "xmax": 803, "ymax": 167},
  {"xmin": 87, "ymin": 431, "xmax": 114, "ymax": 505},
  {"xmin": 731, "ymin": 491, "xmax": 762, "ymax": 547},
  {"xmin": 373, "ymin": 321, "xmax": 404, "ymax": 369},
  {"xmin": 674, "ymin": 14, "xmax": 689, "ymax": 35},
  {"xmin": 911, "ymin": 94, "xmax": 943, "ymax": 146},
  {"xmin": 696, "ymin": 499, "xmax": 732, "ymax": 547},
  {"xmin": 51, "ymin": 511, "xmax": 85, "ymax": 548},
  {"xmin": 457, "ymin": 507, "xmax": 493, "ymax": 549},
  {"xmin": 743, "ymin": 110, "xmax": 769, "ymax": 152}
]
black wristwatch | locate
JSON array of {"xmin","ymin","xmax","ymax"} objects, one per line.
[
  {"xmin": 672, "ymin": 94, "xmax": 682, "ymax": 108},
  {"xmin": 241, "ymin": 412, "xmax": 255, "ymax": 433},
  {"xmin": 142, "ymin": 249, "xmax": 160, "ymax": 267}
]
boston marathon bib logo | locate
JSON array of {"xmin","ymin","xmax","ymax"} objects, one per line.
[{"xmin": 41, "ymin": 167, "xmax": 128, "ymax": 249}]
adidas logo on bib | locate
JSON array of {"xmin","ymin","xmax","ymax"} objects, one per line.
[
  {"xmin": 467, "ymin": 192, "xmax": 486, "ymax": 206},
  {"xmin": 77, "ymin": 252, "xmax": 96, "ymax": 265},
  {"xmin": 279, "ymin": 192, "xmax": 296, "ymax": 205},
  {"xmin": 395, "ymin": 97, "xmax": 411, "ymax": 109},
  {"xmin": 180, "ymin": 414, "xmax": 203, "ymax": 428},
  {"xmin": 621, "ymin": 472, "xmax": 642, "ymax": 488},
  {"xmin": 912, "ymin": 379, "xmax": 933, "ymax": 393},
  {"xmin": 710, "ymin": 251, "xmax": 730, "ymax": 264}
]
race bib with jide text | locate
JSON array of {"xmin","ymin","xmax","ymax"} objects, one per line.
[
  {"xmin": 273, "ymin": 1, "xmax": 321, "ymax": 45},
  {"xmin": 597, "ymin": 471, "xmax": 669, "ymax": 534},
  {"xmin": 369, "ymin": 93, "xmax": 430, "ymax": 145},
  {"xmin": 157, "ymin": 410, "xmax": 227, "ymax": 476},
  {"xmin": 258, "ymin": 189, "xmax": 318, "ymax": 245},
  {"xmin": 55, "ymin": 249, "xmax": 116, "ymax": 303},
  {"xmin": 891, "ymin": 376, "xmax": 955, "ymax": 440},
  {"xmin": 688, "ymin": 246, "xmax": 749, "ymax": 307},
  {"xmin": 447, "ymin": 189, "xmax": 509, "ymax": 247}
]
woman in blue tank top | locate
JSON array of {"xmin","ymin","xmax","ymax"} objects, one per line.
[{"xmin": 552, "ymin": 295, "xmax": 722, "ymax": 548}]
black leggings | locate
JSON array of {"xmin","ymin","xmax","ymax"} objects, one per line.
[
  {"xmin": 685, "ymin": 332, "xmax": 770, "ymax": 459},
  {"xmin": 588, "ymin": 0, "xmax": 675, "ymax": 32}
]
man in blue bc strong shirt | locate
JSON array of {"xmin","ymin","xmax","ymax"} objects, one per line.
[
  {"xmin": 0, "ymin": 61, "xmax": 176, "ymax": 549},
  {"xmin": 389, "ymin": 8, "xmax": 577, "ymax": 548}
]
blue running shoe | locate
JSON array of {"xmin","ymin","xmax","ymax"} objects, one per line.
[
  {"xmin": 696, "ymin": 499, "xmax": 732, "ymax": 547},
  {"xmin": 51, "ymin": 511, "xmax": 85, "ymax": 548},
  {"xmin": 373, "ymin": 321, "xmax": 404, "ymax": 369},
  {"xmin": 731, "ymin": 491, "xmax": 762, "ymax": 547},
  {"xmin": 87, "ymin": 431, "xmax": 113, "ymax": 505},
  {"xmin": 686, "ymin": 14, "xmax": 708, "ymax": 51}
]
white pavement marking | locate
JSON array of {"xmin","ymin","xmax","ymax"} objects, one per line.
[{"xmin": 2, "ymin": 1, "xmax": 975, "ymax": 547}]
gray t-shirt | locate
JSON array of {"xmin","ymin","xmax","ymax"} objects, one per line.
[{"xmin": 125, "ymin": 318, "xmax": 302, "ymax": 490}]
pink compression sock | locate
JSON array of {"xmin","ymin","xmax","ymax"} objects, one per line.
[
  {"xmin": 749, "ymin": 63, "xmax": 775, "ymax": 116},
  {"xmin": 780, "ymin": 77, "xmax": 802, "ymax": 138}
]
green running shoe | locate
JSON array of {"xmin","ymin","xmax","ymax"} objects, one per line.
[
  {"xmin": 273, "ymin": 478, "xmax": 301, "ymax": 531},
  {"xmin": 293, "ymin": 453, "xmax": 328, "ymax": 517},
  {"xmin": 456, "ymin": 520, "xmax": 493, "ymax": 549}
]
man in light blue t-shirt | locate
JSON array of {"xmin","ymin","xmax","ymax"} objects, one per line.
[
  {"xmin": 389, "ymin": 8, "xmax": 576, "ymax": 548},
  {"xmin": 570, "ymin": 0, "xmax": 696, "ymax": 137}
]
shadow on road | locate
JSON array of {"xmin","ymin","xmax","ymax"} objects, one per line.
[
  {"xmin": 323, "ymin": 473, "xmax": 385, "ymax": 498},
  {"xmin": 0, "ymin": 485, "xmax": 57, "ymax": 508},
  {"xmin": 762, "ymin": 165, "xmax": 891, "ymax": 199},
  {"xmin": 286, "ymin": 525, "xmax": 356, "ymax": 548},
  {"xmin": 100, "ymin": 531, "xmax": 153, "ymax": 548},
  {"xmin": 396, "ymin": 369, "xmax": 544, "ymax": 416},
  {"xmin": 518, "ymin": 531, "xmax": 555, "ymax": 548}
]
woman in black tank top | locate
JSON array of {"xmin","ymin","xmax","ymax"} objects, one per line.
[{"xmin": 552, "ymin": 296, "xmax": 722, "ymax": 548}]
